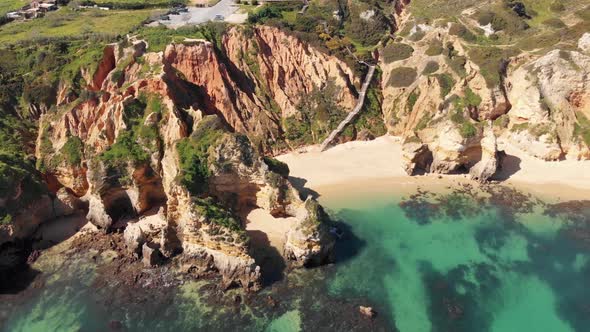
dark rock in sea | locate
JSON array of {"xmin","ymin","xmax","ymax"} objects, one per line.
[
  {"xmin": 108, "ymin": 320, "xmax": 124, "ymax": 330},
  {"xmin": 266, "ymin": 295, "xmax": 278, "ymax": 308},
  {"xmin": 142, "ymin": 243, "xmax": 163, "ymax": 267},
  {"xmin": 27, "ymin": 250, "xmax": 41, "ymax": 264}
]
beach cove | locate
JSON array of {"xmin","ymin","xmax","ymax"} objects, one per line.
[{"xmin": 1, "ymin": 136, "xmax": 590, "ymax": 331}]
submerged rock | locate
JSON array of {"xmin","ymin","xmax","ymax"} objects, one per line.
[
  {"xmin": 142, "ymin": 243, "xmax": 163, "ymax": 267},
  {"xmin": 123, "ymin": 223, "xmax": 145, "ymax": 257},
  {"xmin": 359, "ymin": 306, "xmax": 377, "ymax": 318}
]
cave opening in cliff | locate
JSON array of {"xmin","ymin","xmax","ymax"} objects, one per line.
[{"xmin": 105, "ymin": 194, "xmax": 136, "ymax": 227}]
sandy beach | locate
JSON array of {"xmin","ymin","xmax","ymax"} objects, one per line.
[{"xmin": 277, "ymin": 136, "xmax": 590, "ymax": 202}]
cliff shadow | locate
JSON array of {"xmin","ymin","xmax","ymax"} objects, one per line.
[
  {"xmin": 32, "ymin": 212, "xmax": 88, "ymax": 251},
  {"xmin": 330, "ymin": 218, "xmax": 367, "ymax": 264},
  {"xmin": 288, "ymin": 176, "xmax": 320, "ymax": 200},
  {"xmin": 492, "ymin": 153, "xmax": 522, "ymax": 181},
  {"xmin": 0, "ymin": 241, "xmax": 40, "ymax": 294},
  {"xmin": 0, "ymin": 266, "xmax": 40, "ymax": 294},
  {"xmin": 246, "ymin": 230, "xmax": 286, "ymax": 287}
]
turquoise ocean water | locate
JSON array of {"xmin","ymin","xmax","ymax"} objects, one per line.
[{"xmin": 2, "ymin": 186, "xmax": 589, "ymax": 331}]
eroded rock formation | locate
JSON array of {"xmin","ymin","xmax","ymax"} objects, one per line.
[
  {"xmin": 382, "ymin": 21, "xmax": 590, "ymax": 181},
  {"xmin": 5, "ymin": 28, "xmax": 344, "ymax": 289}
]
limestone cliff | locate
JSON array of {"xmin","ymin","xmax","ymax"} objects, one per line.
[
  {"xmin": 382, "ymin": 14, "xmax": 590, "ymax": 180},
  {"xmin": 4, "ymin": 28, "xmax": 344, "ymax": 289}
]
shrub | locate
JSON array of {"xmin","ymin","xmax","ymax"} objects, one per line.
[
  {"xmin": 449, "ymin": 98, "xmax": 478, "ymax": 139},
  {"xmin": 549, "ymin": 1, "xmax": 565, "ymax": 12},
  {"xmin": 425, "ymin": 40, "xmax": 444, "ymax": 56},
  {"xmin": 61, "ymin": 136, "xmax": 84, "ymax": 166},
  {"xmin": 345, "ymin": 7, "xmax": 390, "ymax": 47},
  {"xmin": 574, "ymin": 113, "xmax": 590, "ymax": 146},
  {"xmin": 263, "ymin": 156, "xmax": 290, "ymax": 177},
  {"xmin": 464, "ymin": 87, "xmax": 482, "ymax": 107},
  {"xmin": 446, "ymin": 55, "xmax": 467, "ymax": 77},
  {"xmin": 177, "ymin": 116, "xmax": 225, "ymax": 196},
  {"xmin": 435, "ymin": 73, "xmax": 455, "ymax": 98},
  {"xmin": 477, "ymin": 11, "xmax": 495, "ymax": 26},
  {"xmin": 193, "ymin": 197, "xmax": 244, "ymax": 233},
  {"xmin": 468, "ymin": 47, "xmax": 517, "ymax": 87},
  {"xmin": 247, "ymin": 4, "xmax": 282, "ymax": 24},
  {"xmin": 460, "ymin": 122, "xmax": 477, "ymax": 138},
  {"xmin": 543, "ymin": 18, "xmax": 565, "ymax": 29},
  {"xmin": 284, "ymin": 115, "xmax": 312, "ymax": 144},
  {"xmin": 387, "ymin": 67, "xmax": 417, "ymax": 87},
  {"xmin": 408, "ymin": 29, "xmax": 426, "ymax": 41},
  {"xmin": 111, "ymin": 69, "xmax": 123, "ymax": 83},
  {"xmin": 422, "ymin": 61, "xmax": 439, "ymax": 75},
  {"xmin": 382, "ymin": 43, "xmax": 414, "ymax": 63},
  {"xmin": 100, "ymin": 131, "xmax": 149, "ymax": 169},
  {"xmin": 449, "ymin": 23, "xmax": 476, "ymax": 42}
]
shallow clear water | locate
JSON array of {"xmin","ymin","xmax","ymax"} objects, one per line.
[{"xmin": 2, "ymin": 187, "xmax": 589, "ymax": 332}]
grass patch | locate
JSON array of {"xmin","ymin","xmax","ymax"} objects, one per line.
[
  {"xmin": 422, "ymin": 61, "xmax": 440, "ymax": 75},
  {"xmin": 574, "ymin": 113, "xmax": 590, "ymax": 146},
  {"xmin": 0, "ymin": 8, "xmax": 155, "ymax": 44},
  {"xmin": 382, "ymin": 43, "xmax": 414, "ymax": 63},
  {"xmin": 435, "ymin": 73, "xmax": 455, "ymax": 98},
  {"xmin": 468, "ymin": 46, "xmax": 517, "ymax": 87},
  {"xmin": 91, "ymin": 0, "xmax": 186, "ymax": 9},
  {"xmin": 0, "ymin": 0, "xmax": 26, "ymax": 17},
  {"xmin": 387, "ymin": 67, "xmax": 417, "ymax": 88},
  {"xmin": 425, "ymin": 39, "xmax": 444, "ymax": 56}
]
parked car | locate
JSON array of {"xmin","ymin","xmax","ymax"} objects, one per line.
[{"xmin": 214, "ymin": 14, "xmax": 224, "ymax": 21}]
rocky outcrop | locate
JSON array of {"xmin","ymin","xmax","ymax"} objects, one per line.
[
  {"xmin": 224, "ymin": 26, "xmax": 358, "ymax": 118},
  {"xmin": 142, "ymin": 242, "xmax": 163, "ymax": 267},
  {"xmin": 383, "ymin": 19, "xmax": 590, "ymax": 179},
  {"xmin": 504, "ymin": 49, "xmax": 590, "ymax": 160},
  {"xmin": 381, "ymin": 24, "xmax": 507, "ymax": 179},
  {"xmin": 208, "ymin": 134, "xmax": 299, "ymax": 217},
  {"xmin": 284, "ymin": 198, "xmax": 335, "ymax": 267},
  {"xmin": 24, "ymin": 32, "xmax": 341, "ymax": 289},
  {"xmin": 123, "ymin": 222, "xmax": 145, "ymax": 256},
  {"xmin": 579, "ymin": 33, "xmax": 590, "ymax": 54},
  {"xmin": 469, "ymin": 125, "xmax": 501, "ymax": 182},
  {"xmin": 402, "ymin": 139, "xmax": 433, "ymax": 175}
]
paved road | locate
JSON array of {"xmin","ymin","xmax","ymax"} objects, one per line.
[{"xmin": 157, "ymin": 0, "xmax": 239, "ymax": 28}]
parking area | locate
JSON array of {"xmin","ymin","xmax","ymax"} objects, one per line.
[{"xmin": 151, "ymin": 0, "xmax": 243, "ymax": 28}]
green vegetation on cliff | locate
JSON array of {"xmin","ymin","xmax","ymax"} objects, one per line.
[
  {"xmin": 60, "ymin": 136, "xmax": 84, "ymax": 166},
  {"xmin": 388, "ymin": 67, "xmax": 417, "ymax": 88},
  {"xmin": 263, "ymin": 156, "xmax": 290, "ymax": 178},
  {"xmin": 193, "ymin": 197, "xmax": 244, "ymax": 234},
  {"xmin": 382, "ymin": 43, "xmax": 414, "ymax": 63},
  {"xmin": 574, "ymin": 113, "xmax": 590, "ymax": 147},
  {"xmin": 177, "ymin": 116, "xmax": 225, "ymax": 196},
  {"xmin": 99, "ymin": 96, "xmax": 164, "ymax": 173},
  {"xmin": 284, "ymin": 82, "xmax": 347, "ymax": 147}
]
